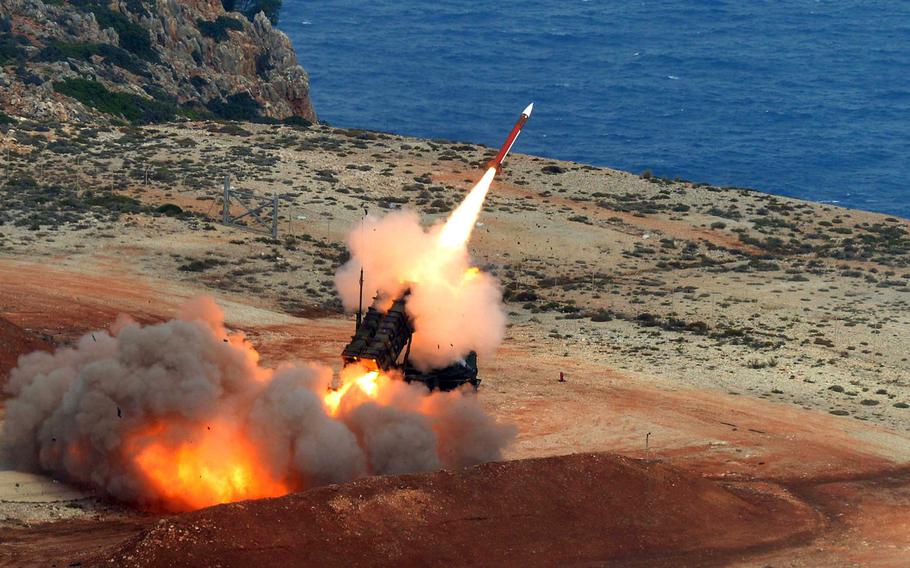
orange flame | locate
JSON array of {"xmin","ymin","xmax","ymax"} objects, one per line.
[
  {"xmin": 128, "ymin": 420, "xmax": 287, "ymax": 511},
  {"xmin": 324, "ymin": 370, "xmax": 381, "ymax": 415},
  {"xmin": 462, "ymin": 267, "xmax": 481, "ymax": 282}
]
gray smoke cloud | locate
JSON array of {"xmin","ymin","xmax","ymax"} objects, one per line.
[{"xmin": 1, "ymin": 297, "xmax": 515, "ymax": 511}]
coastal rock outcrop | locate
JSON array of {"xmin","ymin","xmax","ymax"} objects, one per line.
[{"xmin": 0, "ymin": 0, "xmax": 316, "ymax": 123}]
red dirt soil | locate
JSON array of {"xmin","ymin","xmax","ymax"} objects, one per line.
[
  {"xmin": 0, "ymin": 260, "xmax": 174, "ymax": 343},
  {"xmin": 0, "ymin": 519, "xmax": 151, "ymax": 568},
  {"xmin": 0, "ymin": 317, "xmax": 51, "ymax": 387},
  {"xmin": 93, "ymin": 453, "xmax": 819, "ymax": 568},
  {"xmin": 2, "ymin": 259, "xmax": 909, "ymax": 566}
]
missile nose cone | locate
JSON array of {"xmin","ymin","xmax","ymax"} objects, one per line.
[{"xmin": 522, "ymin": 103, "xmax": 534, "ymax": 117}]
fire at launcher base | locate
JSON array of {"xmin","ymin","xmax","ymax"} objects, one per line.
[{"xmin": 341, "ymin": 294, "xmax": 480, "ymax": 391}]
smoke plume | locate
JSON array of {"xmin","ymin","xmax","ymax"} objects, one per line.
[
  {"xmin": 1, "ymin": 297, "xmax": 514, "ymax": 511},
  {"xmin": 335, "ymin": 208, "xmax": 507, "ymax": 370}
]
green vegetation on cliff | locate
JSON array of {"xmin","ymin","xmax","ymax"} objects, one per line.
[
  {"xmin": 69, "ymin": 0, "xmax": 158, "ymax": 62},
  {"xmin": 221, "ymin": 0, "xmax": 282, "ymax": 25},
  {"xmin": 1, "ymin": 0, "xmax": 316, "ymax": 123},
  {"xmin": 0, "ymin": 33, "xmax": 28, "ymax": 65},
  {"xmin": 38, "ymin": 41, "xmax": 148, "ymax": 75},
  {"xmin": 52, "ymin": 79, "xmax": 198, "ymax": 124},
  {"xmin": 198, "ymin": 16, "xmax": 245, "ymax": 42},
  {"xmin": 52, "ymin": 78, "xmax": 285, "ymax": 125}
]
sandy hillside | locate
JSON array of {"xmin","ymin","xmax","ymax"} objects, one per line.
[{"xmin": 0, "ymin": 120, "xmax": 909, "ymax": 566}]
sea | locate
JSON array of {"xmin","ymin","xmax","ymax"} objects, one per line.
[{"xmin": 279, "ymin": 1, "xmax": 910, "ymax": 218}]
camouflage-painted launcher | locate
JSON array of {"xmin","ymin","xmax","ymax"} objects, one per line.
[
  {"xmin": 342, "ymin": 294, "xmax": 480, "ymax": 391},
  {"xmin": 342, "ymin": 297, "xmax": 412, "ymax": 372}
]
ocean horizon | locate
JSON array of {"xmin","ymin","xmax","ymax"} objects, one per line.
[{"xmin": 280, "ymin": 1, "xmax": 910, "ymax": 218}]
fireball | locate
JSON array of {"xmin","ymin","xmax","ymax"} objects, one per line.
[{"xmin": 128, "ymin": 420, "xmax": 287, "ymax": 511}]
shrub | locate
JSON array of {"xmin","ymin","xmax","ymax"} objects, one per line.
[
  {"xmin": 156, "ymin": 203, "xmax": 184, "ymax": 217},
  {"xmin": 118, "ymin": 0, "xmax": 150, "ymax": 17},
  {"xmin": 221, "ymin": 0, "xmax": 283, "ymax": 25},
  {"xmin": 15, "ymin": 65, "xmax": 43, "ymax": 86},
  {"xmin": 282, "ymin": 115, "xmax": 313, "ymax": 128},
  {"xmin": 38, "ymin": 41, "xmax": 147, "ymax": 75},
  {"xmin": 590, "ymin": 310, "xmax": 612, "ymax": 322},
  {"xmin": 179, "ymin": 258, "xmax": 225, "ymax": 272},
  {"xmin": 82, "ymin": 191, "xmax": 143, "ymax": 212},
  {"xmin": 53, "ymin": 78, "xmax": 182, "ymax": 123},
  {"xmin": 746, "ymin": 258, "xmax": 780, "ymax": 272},
  {"xmin": 207, "ymin": 92, "xmax": 265, "ymax": 121},
  {"xmin": 509, "ymin": 290, "xmax": 537, "ymax": 302},
  {"xmin": 747, "ymin": 357, "xmax": 778, "ymax": 369},
  {"xmin": 190, "ymin": 75, "xmax": 209, "ymax": 90},
  {"xmin": 198, "ymin": 16, "xmax": 245, "ymax": 41},
  {"xmin": 150, "ymin": 167, "xmax": 177, "ymax": 183},
  {"xmin": 541, "ymin": 165, "xmax": 566, "ymax": 174},
  {"xmin": 70, "ymin": 1, "xmax": 158, "ymax": 62},
  {"xmin": 0, "ymin": 34, "xmax": 29, "ymax": 65}
]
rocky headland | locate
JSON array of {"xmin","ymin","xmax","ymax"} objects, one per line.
[{"xmin": 0, "ymin": 0, "xmax": 315, "ymax": 124}]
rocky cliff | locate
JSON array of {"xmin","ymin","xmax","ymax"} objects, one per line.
[{"xmin": 0, "ymin": 0, "xmax": 315, "ymax": 124}]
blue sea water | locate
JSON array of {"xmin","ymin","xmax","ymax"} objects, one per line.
[{"xmin": 279, "ymin": 1, "xmax": 910, "ymax": 218}]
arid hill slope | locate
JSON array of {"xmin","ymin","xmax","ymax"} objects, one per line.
[
  {"xmin": 95, "ymin": 453, "xmax": 819, "ymax": 568},
  {"xmin": 1, "ymin": 119, "xmax": 909, "ymax": 566},
  {"xmin": 1, "ymin": 119, "xmax": 908, "ymax": 427}
]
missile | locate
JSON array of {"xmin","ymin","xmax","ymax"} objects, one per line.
[{"xmin": 487, "ymin": 103, "xmax": 533, "ymax": 172}]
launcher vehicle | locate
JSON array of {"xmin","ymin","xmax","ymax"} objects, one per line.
[{"xmin": 341, "ymin": 293, "xmax": 480, "ymax": 391}]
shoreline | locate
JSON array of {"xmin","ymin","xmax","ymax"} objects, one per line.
[{"xmin": 280, "ymin": 114, "xmax": 910, "ymax": 221}]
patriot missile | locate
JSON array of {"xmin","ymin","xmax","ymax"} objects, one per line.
[{"xmin": 487, "ymin": 103, "xmax": 533, "ymax": 172}]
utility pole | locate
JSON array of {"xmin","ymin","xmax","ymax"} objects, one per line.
[
  {"xmin": 271, "ymin": 193, "xmax": 279, "ymax": 239},
  {"xmin": 221, "ymin": 174, "xmax": 281, "ymax": 238},
  {"xmin": 222, "ymin": 175, "xmax": 230, "ymax": 225}
]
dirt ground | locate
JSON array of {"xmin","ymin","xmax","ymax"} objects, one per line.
[
  {"xmin": 92, "ymin": 453, "xmax": 824, "ymax": 568},
  {"xmin": 0, "ymin": 259, "xmax": 908, "ymax": 566},
  {"xmin": 1, "ymin": 121, "xmax": 909, "ymax": 566}
]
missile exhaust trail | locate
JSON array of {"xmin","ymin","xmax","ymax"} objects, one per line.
[{"xmin": 438, "ymin": 104, "xmax": 534, "ymax": 250}]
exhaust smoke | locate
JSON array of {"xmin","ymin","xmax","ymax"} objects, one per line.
[
  {"xmin": 335, "ymin": 168, "xmax": 506, "ymax": 371},
  {"xmin": 1, "ymin": 298, "xmax": 514, "ymax": 511}
]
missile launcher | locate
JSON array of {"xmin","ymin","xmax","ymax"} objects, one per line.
[
  {"xmin": 342, "ymin": 293, "xmax": 480, "ymax": 391},
  {"xmin": 340, "ymin": 104, "xmax": 535, "ymax": 391}
]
